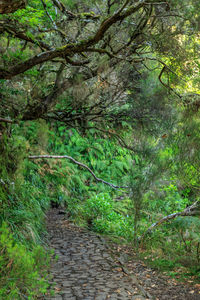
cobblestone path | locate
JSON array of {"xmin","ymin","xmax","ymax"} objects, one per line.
[{"xmin": 44, "ymin": 209, "xmax": 151, "ymax": 300}]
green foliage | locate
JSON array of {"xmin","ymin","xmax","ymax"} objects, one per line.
[
  {"xmin": 0, "ymin": 0, "xmax": 200, "ymax": 290},
  {"xmin": 0, "ymin": 126, "xmax": 51, "ymax": 298},
  {"xmin": 141, "ymin": 214, "xmax": 200, "ymax": 280},
  {"xmin": 20, "ymin": 120, "xmax": 200, "ymax": 281},
  {"xmin": 11, "ymin": 1, "xmax": 45, "ymax": 27},
  {"xmin": 71, "ymin": 192, "xmax": 133, "ymax": 240},
  {"xmin": 1, "ymin": 109, "xmax": 200, "ymax": 287},
  {"xmin": 144, "ymin": 183, "xmax": 189, "ymax": 214},
  {"xmin": 0, "ymin": 222, "xmax": 50, "ymax": 299}
]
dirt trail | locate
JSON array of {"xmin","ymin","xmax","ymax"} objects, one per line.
[{"xmin": 41, "ymin": 209, "xmax": 200, "ymax": 300}]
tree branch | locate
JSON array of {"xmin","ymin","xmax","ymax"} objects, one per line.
[
  {"xmin": 0, "ymin": 0, "xmax": 26, "ymax": 14},
  {"xmin": 139, "ymin": 201, "xmax": 200, "ymax": 241},
  {"xmin": 51, "ymin": 0, "xmax": 100, "ymax": 20},
  {"xmin": 0, "ymin": 0, "xmax": 146, "ymax": 79},
  {"xmin": 0, "ymin": 20, "xmax": 52, "ymax": 51},
  {"xmin": 28, "ymin": 155, "xmax": 129, "ymax": 189},
  {"xmin": 0, "ymin": 117, "xmax": 13, "ymax": 123},
  {"xmin": 41, "ymin": 0, "xmax": 68, "ymax": 40}
]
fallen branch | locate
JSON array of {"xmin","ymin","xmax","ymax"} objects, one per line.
[
  {"xmin": 28, "ymin": 155, "xmax": 129, "ymax": 189},
  {"xmin": 139, "ymin": 201, "xmax": 200, "ymax": 241}
]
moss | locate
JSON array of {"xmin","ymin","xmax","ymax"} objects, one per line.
[{"xmin": 78, "ymin": 11, "xmax": 100, "ymax": 19}]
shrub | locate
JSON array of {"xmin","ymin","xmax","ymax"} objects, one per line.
[{"xmin": 0, "ymin": 222, "xmax": 50, "ymax": 299}]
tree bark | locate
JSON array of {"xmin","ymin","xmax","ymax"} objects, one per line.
[{"xmin": 0, "ymin": 0, "xmax": 26, "ymax": 14}]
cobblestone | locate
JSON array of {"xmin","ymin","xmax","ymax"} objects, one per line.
[{"xmin": 41, "ymin": 209, "xmax": 148, "ymax": 300}]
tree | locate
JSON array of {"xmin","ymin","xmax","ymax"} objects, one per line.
[
  {"xmin": 1, "ymin": 3, "xmax": 200, "ymax": 296},
  {"xmin": 0, "ymin": 0, "xmax": 199, "ymax": 126}
]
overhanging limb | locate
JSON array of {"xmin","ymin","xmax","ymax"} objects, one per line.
[{"xmin": 29, "ymin": 154, "xmax": 129, "ymax": 189}]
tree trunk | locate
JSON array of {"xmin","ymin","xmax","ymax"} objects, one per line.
[{"xmin": 0, "ymin": 0, "xmax": 26, "ymax": 14}]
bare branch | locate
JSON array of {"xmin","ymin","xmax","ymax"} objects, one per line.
[
  {"xmin": 41, "ymin": 0, "xmax": 68, "ymax": 40},
  {"xmin": 22, "ymin": 63, "xmax": 67, "ymax": 120},
  {"xmin": 51, "ymin": 0, "xmax": 76, "ymax": 19},
  {"xmin": 28, "ymin": 155, "xmax": 129, "ymax": 189},
  {"xmin": 51, "ymin": 0, "xmax": 100, "ymax": 20},
  {"xmin": 158, "ymin": 65, "xmax": 182, "ymax": 98},
  {"xmin": 0, "ymin": 20, "xmax": 52, "ymax": 51},
  {"xmin": 139, "ymin": 201, "xmax": 200, "ymax": 241},
  {"xmin": 0, "ymin": 117, "xmax": 13, "ymax": 123}
]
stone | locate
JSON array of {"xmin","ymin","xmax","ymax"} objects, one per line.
[
  {"xmin": 45, "ymin": 209, "xmax": 151, "ymax": 300},
  {"xmin": 62, "ymin": 281, "xmax": 73, "ymax": 287}
]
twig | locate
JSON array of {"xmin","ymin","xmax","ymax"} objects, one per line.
[
  {"xmin": 28, "ymin": 154, "xmax": 129, "ymax": 189},
  {"xmin": 40, "ymin": 0, "xmax": 68, "ymax": 40},
  {"xmin": 51, "ymin": 0, "xmax": 100, "ymax": 20},
  {"xmin": 0, "ymin": 117, "xmax": 13, "ymax": 123}
]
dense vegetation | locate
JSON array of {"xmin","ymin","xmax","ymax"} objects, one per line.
[{"xmin": 0, "ymin": 0, "xmax": 200, "ymax": 298}]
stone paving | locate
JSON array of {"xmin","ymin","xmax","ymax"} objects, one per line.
[{"xmin": 43, "ymin": 209, "xmax": 151, "ymax": 300}]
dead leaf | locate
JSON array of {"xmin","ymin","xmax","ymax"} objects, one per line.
[{"xmin": 115, "ymin": 267, "xmax": 122, "ymax": 272}]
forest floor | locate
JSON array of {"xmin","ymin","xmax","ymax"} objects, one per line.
[{"xmin": 41, "ymin": 209, "xmax": 200, "ymax": 300}]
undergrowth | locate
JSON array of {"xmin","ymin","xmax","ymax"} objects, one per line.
[
  {"xmin": 0, "ymin": 123, "xmax": 51, "ymax": 299},
  {"xmin": 1, "ymin": 118, "xmax": 200, "ymax": 299},
  {"xmin": 0, "ymin": 223, "xmax": 50, "ymax": 299}
]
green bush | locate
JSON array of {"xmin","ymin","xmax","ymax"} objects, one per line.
[
  {"xmin": 84, "ymin": 193, "xmax": 113, "ymax": 219},
  {"xmin": 82, "ymin": 193, "xmax": 134, "ymax": 239},
  {"xmin": 0, "ymin": 222, "xmax": 50, "ymax": 299}
]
